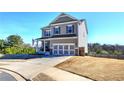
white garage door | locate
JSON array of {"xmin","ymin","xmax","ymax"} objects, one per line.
[{"xmin": 53, "ymin": 44, "xmax": 75, "ymax": 56}]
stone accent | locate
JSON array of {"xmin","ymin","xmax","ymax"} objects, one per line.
[{"xmin": 79, "ymin": 47, "xmax": 85, "ymax": 56}]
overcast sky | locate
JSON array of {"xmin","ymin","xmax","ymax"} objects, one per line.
[{"xmin": 0, "ymin": 12, "xmax": 124, "ymax": 45}]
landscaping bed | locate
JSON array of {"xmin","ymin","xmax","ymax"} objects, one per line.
[
  {"xmin": 0, "ymin": 54, "xmax": 42, "ymax": 59},
  {"xmin": 56, "ymin": 56, "xmax": 124, "ymax": 81}
]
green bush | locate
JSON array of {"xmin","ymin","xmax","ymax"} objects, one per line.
[
  {"xmin": 100, "ymin": 50, "xmax": 109, "ymax": 55},
  {"xmin": 113, "ymin": 50, "xmax": 123, "ymax": 55},
  {"xmin": 4, "ymin": 47, "xmax": 36, "ymax": 54}
]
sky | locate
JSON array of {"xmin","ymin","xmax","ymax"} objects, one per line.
[{"xmin": 0, "ymin": 12, "xmax": 124, "ymax": 45}]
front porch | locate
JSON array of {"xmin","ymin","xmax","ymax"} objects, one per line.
[
  {"xmin": 32, "ymin": 37, "xmax": 79, "ymax": 56},
  {"xmin": 32, "ymin": 39, "xmax": 51, "ymax": 55}
]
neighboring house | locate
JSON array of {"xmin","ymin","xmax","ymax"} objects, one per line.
[{"xmin": 32, "ymin": 13, "xmax": 88, "ymax": 56}]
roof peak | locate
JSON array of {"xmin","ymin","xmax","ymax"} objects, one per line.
[
  {"xmin": 50, "ymin": 13, "xmax": 78, "ymax": 24},
  {"xmin": 59, "ymin": 12, "xmax": 67, "ymax": 16}
]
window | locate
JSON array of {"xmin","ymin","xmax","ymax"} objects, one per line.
[
  {"xmin": 66, "ymin": 25, "xmax": 74, "ymax": 34},
  {"xmin": 64, "ymin": 45, "xmax": 69, "ymax": 55},
  {"xmin": 70, "ymin": 51, "xmax": 75, "ymax": 55},
  {"xmin": 64, "ymin": 51, "xmax": 68, "ymax": 55},
  {"xmin": 59, "ymin": 50, "xmax": 63, "ymax": 55},
  {"xmin": 54, "ymin": 50, "xmax": 58, "ymax": 55},
  {"xmin": 44, "ymin": 30, "xmax": 50, "ymax": 37},
  {"xmin": 59, "ymin": 45, "xmax": 63, "ymax": 49},
  {"xmin": 54, "ymin": 26, "xmax": 60, "ymax": 34},
  {"xmin": 64, "ymin": 45, "xmax": 68, "ymax": 50},
  {"xmin": 70, "ymin": 45, "xmax": 74, "ymax": 49},
  {"xmin": 53, "ymin": 45, "xmax": 58, "ymax": 55},
  {"xmin": 54, "ymin": 45, "xmax": 58, "ymax": 49}
]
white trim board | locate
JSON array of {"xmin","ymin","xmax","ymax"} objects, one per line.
[
  {"xmin": 53, "ymin": 43, "xmax": 75, "ymax": 45},
  {"xmin": 50, "ymin": 21, "xmax": 78, "ymax": 26},
  {"xmin": 39, "ymin": 36, "xmax": 78, "ymax": 41}
]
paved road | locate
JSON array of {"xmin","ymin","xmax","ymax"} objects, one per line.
[{"xmin": 0, "ymin": 70, "xmax": 16, "ymax": 81}]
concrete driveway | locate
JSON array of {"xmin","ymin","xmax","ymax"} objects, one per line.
[
  {"xmin": 0, "ymin": 56, "xmax": 92, "ymax": 81},
  {"xmin": 28, "ymin": 56, "xmax": 72, "ymax": 66}
]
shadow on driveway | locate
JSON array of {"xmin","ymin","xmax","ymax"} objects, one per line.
[{"xmin": 0, "ymin": 71, "xmax": 16, "ymax": 81}]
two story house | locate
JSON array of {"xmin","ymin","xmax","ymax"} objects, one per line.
[{"xmin": 32, "ymin": 13, "xmax": 88, "ymax": 56}]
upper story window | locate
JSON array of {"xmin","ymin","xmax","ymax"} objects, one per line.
[
  {"xmin": 54, "ymin": 26, "xmax": 60, "ymax": 35},
  {"xmin": 44, "ymin": 30, "xmax": 50, "ymax": 37},
  {"xmin": 66, "ymin": 24, "xmax": 74, "ymax": 34}
]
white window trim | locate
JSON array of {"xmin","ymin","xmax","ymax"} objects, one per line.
[
  {"xmin": 66, "ymin": 24, "xmax": 74, "ymax": 34},
  {"xmin": 55, "ymin": 26, "xmax": 59, "ymax": 28},
  {"xmin": 67, "ymin": 24, "xmax": 73, "ymax": 27},
  {"xmin": 53, "ymin": 43, "xmax": 75, "ymax": 46},
  {"xmin": 54, "ymin": 26, "xmax": 60, "ymax": 35}
]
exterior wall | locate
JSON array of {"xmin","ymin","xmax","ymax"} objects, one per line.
[
  {"xmin": 50, "ymin": 22, "xmax": 78, "ymax": 36},
  {"xmin": 50, "ymin": 38, "xmax": 78, "ymax": 49},
  {"xmin": 38, "ymin": 15, "xmax": 88, "ymax": 56},
  {"xmin": 78, "ymin": 21, "xmax": 88, "ymax": 54}
]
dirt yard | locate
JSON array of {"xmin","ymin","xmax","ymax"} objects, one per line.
[{"xmin": 56, "ymin": 56, "xmax": 124, "ymax": 81}]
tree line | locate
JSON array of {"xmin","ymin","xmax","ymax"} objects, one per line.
[
  {"xmin": 88, "ymin": 43, "xmax": 124, "ymax": 55},
  {"xmin": 1, "ymin": 35, "xmax": 123, "ymax": 55},
  {"xmin": 0, "ymin": 35, "xmax": 35, "ymax": 54}
]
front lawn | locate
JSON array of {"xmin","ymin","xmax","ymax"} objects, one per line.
[{"xmin": 56, "ymin": 56, "xmax": 124, "ymax": 81}]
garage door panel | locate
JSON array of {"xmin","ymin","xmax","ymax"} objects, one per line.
[
  {"xmin": 64, "ymin": 50, "xmax": 69, "ymax": 55},
  {"xmin": 53, "ymin": 44, "xmax": 75, "ymax": 56},
  {"xmin": 70, "ymin": 50, "xmax": 75, "ymax": 55}
]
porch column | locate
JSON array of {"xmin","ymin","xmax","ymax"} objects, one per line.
[
  {"xmin": 36, "ymin": 40, "xmax": 39, "ymax": 52},
  {"xmin": 32, "ymin": 39, "xmax": 34, "ymax": 47},
  {"xmin": 44, "ymin": 40, "xmax": 46, "ymax": 52}
]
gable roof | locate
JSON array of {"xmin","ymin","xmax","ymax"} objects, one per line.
[
  {"xmin": 50, "ymin": 13, "xmax": 78, "ymax": 24},
  {"xmin": 59, "ymin": 13, "xmax": 67, "ymax": 16}
]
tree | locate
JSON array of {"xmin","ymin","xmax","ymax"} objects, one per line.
[
  {"xmin": 0, "ymin": 39, "xmax": 5, "ymax": 53},
  {"xmin": 88, "ymin": 43, "xmax": 124, "ymax": 55},
  {"xmin": 0, "ymin": 35, "xmax": 36, "ymax": 54},
  {"xmin": 6, "ymin": 35, "xmax": 23, "ymax": 47},
  {"xmin": 113, "ymin": 50, "xmax": 123, "ymax": 55}
]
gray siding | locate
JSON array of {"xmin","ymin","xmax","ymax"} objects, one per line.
[
  {"xmin": 50, "ymin": 38, "xmax": 78, "ymax": 48},
  {"xmin": 50, "ymin": 22, "xmax": 78, "ymax": 36}
]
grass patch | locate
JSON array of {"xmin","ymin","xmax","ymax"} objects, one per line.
[{"xmin": 56, "ymin": 56, "xmax": 124, "ymax": 81}]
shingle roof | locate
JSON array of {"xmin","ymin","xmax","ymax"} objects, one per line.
[
  {"xmin": 50, "ymin": 16, "xmax": 78, "ymax": 24},
  {"xmin": 42, "ymin": 25, "xmax": 50, "ymax": 29},
  {"xmin": 50, "ymin": 13, "xmax": 78, "ymax": 24},
  {"xmin": 59, "ymin": 13, "xmax": 67, "ymax": 16}
]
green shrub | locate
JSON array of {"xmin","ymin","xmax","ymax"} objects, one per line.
[
  {"xmin": 4, "ymin": 47, "xmax": 36, "ymax": 54},
  {"xmin": 113, "ymin": 50, "xmax": 123, "ymax": 55},
  {"xmin": 100, "ymin": 50, "xmax": 109, "ymax": 55}
]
